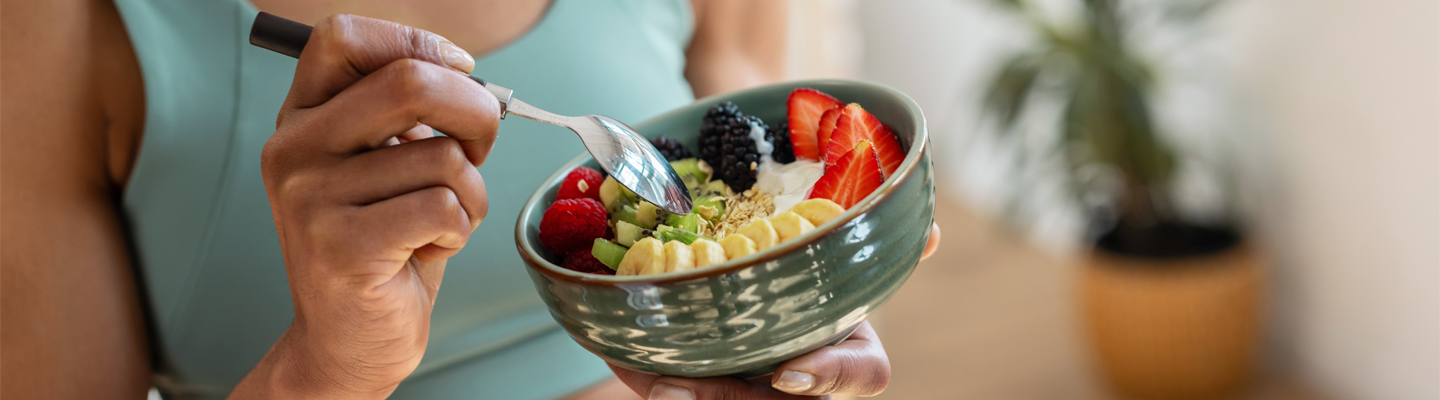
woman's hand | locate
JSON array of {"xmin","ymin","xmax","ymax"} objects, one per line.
[
  {"xmin": 611, "ymin": 322, "xmax": 891, "ymax": 399},
  {"xmin": 228, "ymin": 15, "xmax": 498, "ymax": 400},
  {"xmin": 610, "ymin": 224, "xmax": 940, "ymax": 399}
]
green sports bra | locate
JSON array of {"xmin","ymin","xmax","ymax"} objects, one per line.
[{"xmin": 112, "ymin": 1, "xmax": 695, "ymax": 398}]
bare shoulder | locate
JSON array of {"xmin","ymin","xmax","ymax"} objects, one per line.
[
  {"xmin": 2, "ymin": 0, "xmax": 145, "ymax": 188},
  {"xmin": 1, "ymin": 0, "xmax": 151, "ymax": 398}
]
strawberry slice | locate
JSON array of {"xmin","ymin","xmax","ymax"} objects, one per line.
[
  {"xmin": 816, "ymin": 107, "xmax": 844, "ymax": 160},
  {"xmin": 787, "ymin": 88, "xmax": 844, "ymax": 161},
  {"xmin": 823, "ymin": 104, "xmax": 864, "ymax": 167},
  {"xmin": 823, "ymin": 104, "xmax": 906, "ymax": 176},
  {"xmin": 808, "ymin": 140, "xmax": 885, "ymax": 209}
]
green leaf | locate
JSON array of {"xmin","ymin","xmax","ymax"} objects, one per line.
[
  {"xmin": 984, "ymin": 0, "xmax": 1024, "ymax": 10},
  {"xmin": 1116, "ymin": 82, "xmax": 1175, "ymax": 185},
  {"xmin": 1164, "ymin": 0, "xmax": 1230, "ymax": 21},
  {"xmin": 982, "ymin": 52, "xmax": 1046, "ymax": 134}
]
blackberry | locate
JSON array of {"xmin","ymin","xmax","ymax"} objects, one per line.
[
  {"xmin": 698, "ymin": 102, "xmax": 767, "ymax": 191},
  {"xmin": 768, "ymin": 120, "xmax": 795, "ymax": 164},
  {"xmin": 650, "ymin": 136, "xmax": 693, "ymax": 162}
]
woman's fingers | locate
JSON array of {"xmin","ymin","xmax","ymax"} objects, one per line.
[
  {"xmin": 284, "ymin": 14, "xmax": 474, "ymax": 111},
  {"xmin": 922, "ymin": 222, "xmax": 941, "ymax": 261},
  {"xmin": 285, "ymin": 58, "xmax": 500, "ymax": 166},
  {"xmin": 771, "ymin": 321, "xmax": 891, "ymax": 397},
  {"xmin": 607, "ymin": 322, "xmax": 892, "ymax": 398},
  {"xmin": 328, "ymin": 136, "xmax": 488, "ymax": 229},
  {"xmin": 307, "ymin": 59, "xmax": 499, "ymax": 164},
  {"xmin": 397, "ymin": 123, "xmax": 435, "ymax": 143},
  {"xmin": 646, "ymin": 377, "xmax": 817, "ymax": 400},
  {"xmin": 344, "ymin": 186, "xmax": 474, "ymax": 268},
  {"xmin": 608, "ymin": 365, "xmax": 820, "ymax": 400},
  {"xmin": 270, "ymin": 14, "xmax": 500, "ymax": 168}
]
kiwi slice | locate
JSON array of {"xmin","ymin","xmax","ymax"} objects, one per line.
[
  {"xmin": 598, "ymin": 176, "xmax": 628, "ymax": 212},
  {"xmin": 665, "ymin": 212, "xmax": 702, "ymax": 233},
  {"xmin": 669, "ymin": 158, "xmax": 709, "ymax": 190},
  {"xmin": 636, "ymin": 202, "xmax": 664, "ymax": 229},
  {"xmin": 612, "ymin": 205, "xmax": 641, "ymax": 228},
  {"xmin": 654, "ymin": 225, "xmax": 706, "ymax": 245},
  {"xmin": 590, "ymin": 239, "xmax": 627, "ymax": 270},
  {"xmin": 695, "ymin": 180, "xmax": 727, "ymax": 196},
  {"xmin": 614, "ymin": 220, "xmax": 649, "ymax": 247},
  {"xmin": 691, "ymin": 180, "xmax": 728, "ymax": 218}
]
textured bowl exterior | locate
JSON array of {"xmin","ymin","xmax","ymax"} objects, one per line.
[{"xmin": 515, "ymin": 80, "xmax": 935, "ymax": 377}]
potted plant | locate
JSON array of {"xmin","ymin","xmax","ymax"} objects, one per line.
[{"xmin": 981, "ymin": 0, "xmax": 1263, "ymax": 398}]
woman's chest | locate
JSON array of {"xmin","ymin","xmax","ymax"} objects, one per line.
[{"xmin": 248, "ymin": 0, "xmax": 551, "ymax": 56}]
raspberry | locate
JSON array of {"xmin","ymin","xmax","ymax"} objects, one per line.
[
  {"xmin": 555, "ymin": 167, "xmax": 604, "ymax": 202},
  {"xmin": 563, "ymin": 250, "xmax": 614, "ymax": 275},
  {"xmin": 539, "ymin": 198, "xmax": 608, "ymax": 255}
]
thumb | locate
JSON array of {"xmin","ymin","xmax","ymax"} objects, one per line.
[
  {"xmin": 608, "ymin": 364, "xmax": 817, "ymax": 400},
  {"xmin": 646, "ymin": 376, "xmax": 818, "ymax": 400},
  {"xmin": 771, "ymin": 322, "xmax": 891, "ymax": 396}
]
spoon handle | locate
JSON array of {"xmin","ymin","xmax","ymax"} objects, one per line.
[{"xmin": 249, "ymin": 12, "xmax": 514, "ymax": 115}]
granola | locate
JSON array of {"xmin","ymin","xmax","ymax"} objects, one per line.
[{"xmin": 706, "ymin": 189, "xmax": 775, "ymax": 239}]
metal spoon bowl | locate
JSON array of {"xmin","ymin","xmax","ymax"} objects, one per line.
[
  {"xmin": 504, "ymin": 99, "xmax": 691, "ymax": 214},
  {"xmin": 249, "ymin": 12, "xmax": 692, "ymax": 214}
]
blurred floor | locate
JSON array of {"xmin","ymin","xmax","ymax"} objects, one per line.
[{"xmin": 869, "ymin": 194, "xmax": 1331, "ymax": 400}]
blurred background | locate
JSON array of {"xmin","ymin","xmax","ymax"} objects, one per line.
[{"xmin": 783, "ymin": 0, "xmax": 1439, "ymax": 399}]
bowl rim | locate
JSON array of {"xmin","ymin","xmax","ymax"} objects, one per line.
[{"xmin": 515, "ymin": 79, "xmax": 928, "ymax": 285}]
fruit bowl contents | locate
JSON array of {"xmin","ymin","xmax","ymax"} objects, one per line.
[
  {"xmin": 515, "ymin": 79, "xmax": 932, "ymax": 377},
  {"xmin": 536, "ymin": 88, "xmax": 908, "ymax": 275}
]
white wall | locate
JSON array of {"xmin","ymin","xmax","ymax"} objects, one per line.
[
  {"xmin": 853, "ymin": 0, "xmax": 1440, "ymax": 399},
  {"xmin": 1221, "ymin": 1, "xmax": 1440, "ymax": 399}
]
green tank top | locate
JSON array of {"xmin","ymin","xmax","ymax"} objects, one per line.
[{"xmin": 112, "ymin": 1, "xmax": 695, "ymax": 398}]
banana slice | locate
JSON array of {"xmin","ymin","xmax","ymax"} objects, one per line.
[
  {"xmin": 663, "ymin": 240, "xmax": 696, "ymax": 273},
  {"xmin": 770, "ymin": 211, "xmax": 816, "ymax": 242},
  {"xmin": 617, "ymin": 237, "xmax": 665, "ymax": 276},
  {"xmin": 736, "ymin": 219, "xmax": 780, "ymax": 250},
  {"xmin": 789, "ymin": 198, "xmax": 846, "ymax": 226},
  {"xmin": 691, "ymin": 239, "xmax": 727, "ymax": 268},
  {"xmin": 719, "ymin": 234, "xmax": 758, "ymax": 260}
]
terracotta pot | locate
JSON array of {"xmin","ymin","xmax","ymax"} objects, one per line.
[{"xmin": 1081, "ymin": 243, "xmax": 1264, "ymax": 400}]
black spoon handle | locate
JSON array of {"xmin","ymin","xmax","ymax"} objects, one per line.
[{"xmin": 249, "ymin": 12, "xmax": 512, "ymax": 112}]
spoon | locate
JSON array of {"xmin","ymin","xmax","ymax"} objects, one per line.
[{"xmin": 249, "ymin": 12, "xmax": 693, "ymax": 214}]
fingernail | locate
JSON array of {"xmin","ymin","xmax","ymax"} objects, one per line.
[
  {"xmin": 437, "ymin": 40, "xmax": 475, "ymax": 74},
  {"xmin": 773, "ymin": 370, "xmax": 816, "ymax": 393},
  {"xmin": 648, "ymin": 383, "xmax": 694, "ymax": 400}
]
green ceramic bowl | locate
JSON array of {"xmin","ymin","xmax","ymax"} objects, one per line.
[{"xmin": 515, "ymin": 79, "xmax": 935, "ymax": 378}]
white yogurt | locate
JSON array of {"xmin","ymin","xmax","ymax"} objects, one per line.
[
  {"xmin": 739, "ymin": 119, "xmax": 824, "ymax": 215},
  {"xmin": 755, "ymin": 158, "xmax": 825, "ymax": 216},
  {"xmin": 747, "ymin": 121, "xmax": 774, "ymax": 158}
]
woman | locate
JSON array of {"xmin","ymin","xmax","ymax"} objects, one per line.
[{"xmin": 1, "ymin": 0, "xmax": 940, "ymax": 399}]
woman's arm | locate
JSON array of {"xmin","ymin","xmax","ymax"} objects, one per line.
[
  {"xmin": 1, "ymin": 0, "xmax": 151, "ymax": 399},
  {"xmin": 227, "ymin": 15, "xmax": 500, "ymax": 399},
  {"xmin": 684, "ymin": 0, "xmax": 789, "ymax": 98}
]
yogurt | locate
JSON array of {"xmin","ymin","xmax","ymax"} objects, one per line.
[
  {"xmin": 755, "ymin": 158, "xmax": 825, "ymax": 216},
  {"xmin": 738, "ymin": 119, "xmax": 826, "ymax": 215}
]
